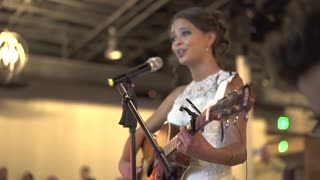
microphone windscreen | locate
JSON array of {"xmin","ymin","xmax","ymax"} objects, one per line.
[{"xmin": 147, "ymin": 57, "xmax": 163, "ymax": 72}]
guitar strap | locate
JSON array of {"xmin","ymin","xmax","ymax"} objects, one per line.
[{"xmin": 205, "ymin": 71, "xmax": 236, "ymax": 141}]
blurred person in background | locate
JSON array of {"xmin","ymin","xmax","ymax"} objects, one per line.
[
  {"xmin": 80, "ymin": 165, "xmax": 95, "ymax": 180},
  {"xmin": 21, "ymin": 171, "xmax": 34, "ymax": 180},
  {"xmin": 255, "ymin": 146, "xmax": 286, "ymax": 180},
  {"xmin": 0, "ymin": 167, "xmax": 7, "ymax": 180},
  {"xmin": 265, "ymin": 0, "xmax": 320, "ymax": 136},
  {"xmin": 46, "ymin": 175, "xmax": 59, "ymax": 180}
]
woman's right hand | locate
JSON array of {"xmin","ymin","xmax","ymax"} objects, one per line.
[{"xmin": 119, "ymin": 159, "xmax": 142, "ymax": 180}]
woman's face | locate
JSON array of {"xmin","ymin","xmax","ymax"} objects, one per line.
[{"xmin": 170, "ymin": 18, "xmax": 211, "ymax": 65}]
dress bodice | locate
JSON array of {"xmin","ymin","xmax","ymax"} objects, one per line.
[{"xmin": 167, "ymin": 70, "xmax": 234, "ymax": 180}]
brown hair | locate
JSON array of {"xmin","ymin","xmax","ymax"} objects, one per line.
[{"xmin": 170, "ymin": 7, "xmax": 230, "ymax": 56}]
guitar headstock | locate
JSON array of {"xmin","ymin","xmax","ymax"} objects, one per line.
[{"xmin": 208, "ymin": 84, "xmax": 255, "ymax": 122}]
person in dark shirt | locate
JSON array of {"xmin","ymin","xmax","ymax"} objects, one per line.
[{"xmin": 265, "ymin": 0, "xmax": 320, "ymax": 135}]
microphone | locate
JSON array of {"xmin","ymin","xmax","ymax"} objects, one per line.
[{"xmin": 107, "ymin": 57, "xmax": 163, "ymax": 87}]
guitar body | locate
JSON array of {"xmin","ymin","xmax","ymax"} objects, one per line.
[
  {"xmin": 141, "ymin": 123, "xmax": 190, "ymax": 179},
  {"xmin": 139, "ymin": 84, "xmax": 255, "ymax": 180}
]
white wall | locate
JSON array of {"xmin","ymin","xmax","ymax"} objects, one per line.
[
  {"xmin": 231, "ymin": 118, "xmax": 267, "ymax": 180},
  {"xmin": 0, "ymin": 98, "xmax": 154, "ymax": 180}
]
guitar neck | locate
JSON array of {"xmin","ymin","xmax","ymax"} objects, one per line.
[{"xmin": 163, "ymin": 135, "xmax": 178, "ymax": 156}]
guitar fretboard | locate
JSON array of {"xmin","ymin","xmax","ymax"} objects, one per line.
[{"xmin": 163, "ymin": 136, "xmax": 178, "ymax": 156}]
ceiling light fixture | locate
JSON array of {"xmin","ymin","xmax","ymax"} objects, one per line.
[
  {"xmin": 0, "ymin": 29, "xmax": 28, "ymax": 84},
  {"xmin": 104, "ymin": 26, "xmax": 122, "ymax": 61}
]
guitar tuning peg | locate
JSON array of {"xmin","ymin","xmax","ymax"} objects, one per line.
[
  {"xmin": 225, "ymin": 119, "xmax": 229, "ymax": 128},
  {"xmin": 224, "ymin": 108, "xmax": 232, "ymax": 114},
  {"xmin": 244, "ymin": 113, "xmax": 249, "ymax": 121},
  {"xmin": 186, "ymin": 125, "xmax": 191, "ymax": 131},
  {"xmin": 234, "ymin": 115, "xmax": 239, "ymax": 124},
  {"xmin": 233, "ymin": 105, "xmax": 241, "ymax": 111},
  {"xmin": 214, "ymin": 112, "xmax": 222, "ymax": 119},
  {"xmin": 234, "ymin": 89, "xmax": 241, "ymax": 95}
]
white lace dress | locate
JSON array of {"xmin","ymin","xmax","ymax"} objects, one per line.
[{"xmin": 167, "ymin": 70, "xmax": 234, "ymax": 180}]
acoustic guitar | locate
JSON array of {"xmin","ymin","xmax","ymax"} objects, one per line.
[{"xmin": 140, "ymin": 84, "xmax": 255, "ymax": 180}]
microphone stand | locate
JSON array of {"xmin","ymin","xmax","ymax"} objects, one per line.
[{"xmin": 116, "ymin": 81, "xmax": 176, "ymax": 180}]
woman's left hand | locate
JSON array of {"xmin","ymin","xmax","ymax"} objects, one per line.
[{"xmin": 176, "ymin": 127, "xmax": 211, "ymax": 159}]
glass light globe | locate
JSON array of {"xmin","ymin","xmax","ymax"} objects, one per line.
[{"xmin": 0, "ymin": 30, "xmax": 28, "ymax": 84}]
